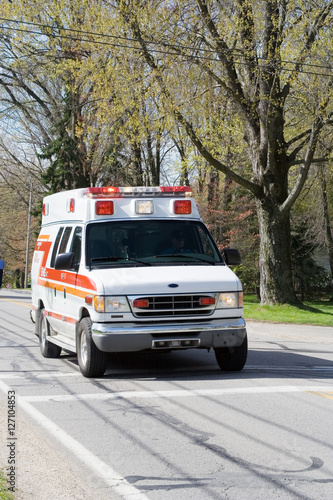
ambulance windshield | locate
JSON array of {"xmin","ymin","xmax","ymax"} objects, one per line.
[{"xmin": 86, "ymin": 220, "xmax": 223, "ymax": 268}]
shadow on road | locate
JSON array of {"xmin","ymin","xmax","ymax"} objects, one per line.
[{"xmin": 63, "ymin": 346, "xmax": 333, "ymax": 381}]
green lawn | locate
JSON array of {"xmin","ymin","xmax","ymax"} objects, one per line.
[
  {"xmin": 244, "ymin": 295, "xmax": 333, "ymax": 326},
  {"xmin": 0, "ymin": 470, "xmax": 14, "ymax": 500}
]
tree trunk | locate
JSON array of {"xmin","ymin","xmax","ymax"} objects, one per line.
[
  {"xmin": 256, "ymin": 201, "xmax": 299, "ymax": 304},
  {"xmin": 132, "ymin": 142, "xmax": 144, "ymax": 185},
  {"xmin": 319, "ymin": 165, "xmax": 333, "ymax": 299}
]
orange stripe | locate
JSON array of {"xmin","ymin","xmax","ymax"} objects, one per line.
[
  {"xmin": 47, "ymin": 311, "xmax": 77, "ymax": 324},
  {"xmin": 37, "ymin": 278, "xmax": 96, "ymax": 300},
  {"xmin": 39, "ymin": 268, "xmax": 97, "ymax": 291}
]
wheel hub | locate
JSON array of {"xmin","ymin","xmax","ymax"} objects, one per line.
[{"xmin": 80, "ymin": 331, "xmax": 88, "ymax": 366}]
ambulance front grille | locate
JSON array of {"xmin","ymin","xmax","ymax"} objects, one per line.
[{"xmin": 130, "ymin": 294, "xmax": 215, "ymax": 318}]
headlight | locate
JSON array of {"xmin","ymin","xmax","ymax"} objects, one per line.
[
  {"xmin": 94, "ymin": 296, "xmax": 130, "ymax": 313},
  {"xmin": 216, "ymin": 291, "xmax": 243, "ymax": 309}
]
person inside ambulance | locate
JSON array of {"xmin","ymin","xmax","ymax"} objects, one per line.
[{"xmin": 161, "ymin": 230, "xmax": 193, "ymax": 255}]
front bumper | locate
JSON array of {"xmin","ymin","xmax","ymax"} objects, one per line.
[{"xmin": 92, "ymin": 317, "xmax": 247, "ymax": 352}]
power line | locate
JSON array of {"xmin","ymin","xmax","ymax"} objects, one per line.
[{"xmin": 0, "ymin": 17, "xmax": 333, "ymax": 78}]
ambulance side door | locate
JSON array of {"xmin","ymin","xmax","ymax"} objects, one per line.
[
  {"xmin": 44, "ymin": 226, "xmax": 64, "ymax": 329},
  {"xmin": 68, "ymin": 226, "xmax": 83, "ymax": 341},
  {"xmin": 48, "ymin": 226, "xmax": 73, "ymax": 337}
]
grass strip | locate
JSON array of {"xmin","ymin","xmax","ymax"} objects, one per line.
[
  {"xmin": 0, "ymin": 469, "xmax": 14, "ymax": 500},
  {"xmin": 244, "ymin": 295, "xmax": 333, "ymax": 326}
]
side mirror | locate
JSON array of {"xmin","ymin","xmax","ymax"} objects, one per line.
[
  {"xmin": 223, "ymin": 248, "xmax": 241, "ymax": 266},
  {"xmin": 55, "ymin": 252, "xmax": 75, "ymax": 271}
]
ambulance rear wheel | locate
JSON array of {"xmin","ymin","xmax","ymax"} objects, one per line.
[
  {"xmin": 39, "ymin": 311, "xmax": 62, "ymax": 358},
  {"xmin": 214, "ymin": 334, "xmax": 248, "ymax": 371},
  {"xmin": 77, "ymin": 318, "xmax": 107, "ymax": 378}
]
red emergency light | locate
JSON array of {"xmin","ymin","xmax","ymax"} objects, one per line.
[
  {"xmin": 96, "ymin": 200, "xmax": 114, "ymax": 215},
  {"xmin": 86, "ymin": 187, "xmax": 121, "ymax": 197},
  {"xmin": 84, "ymin": 186, "xmax": 192, "ymax": 198},
  {"xmin": 42, "ymin": 203, "xmax": 49, "ymax": 216},
  {"xmin": 67, "ymin": 198, "xmax": 75, "ymax": 213},
  {"xmin": 174, "ymin": 200, "xmax": 192, "ymax": 214}
]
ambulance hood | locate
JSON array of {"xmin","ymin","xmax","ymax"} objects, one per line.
[{"xmin": 91, "ymin": 264, "xmax": 241, "ymax": 295}]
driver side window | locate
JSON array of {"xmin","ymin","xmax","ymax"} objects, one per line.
[{"xmin": 70, "ymin": 227, "xmax": 82, "ymax": 269}]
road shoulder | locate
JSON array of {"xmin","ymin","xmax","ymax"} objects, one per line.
[{"xmin": 0, "ymin": 395, "xmax": 108, "ymax": 500}]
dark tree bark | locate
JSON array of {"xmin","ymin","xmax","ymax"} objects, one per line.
[
  {"xmin": 256, "ymin": 201, "xmax": 295, "ymax": 304},
  {"xmin": 319, "ymin": 165, "xmax": 333, "ymax": 297}
]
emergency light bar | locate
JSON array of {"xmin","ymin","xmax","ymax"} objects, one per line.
[{"xmin": 84, "ymin": 186, "xmax": 192, "ymax": 198}]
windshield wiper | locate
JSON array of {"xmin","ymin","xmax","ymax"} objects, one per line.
[
  {"xmin": 154, "ymin": 253, "xmax": 216, "ymax": 265},
  {"xmin": 127, "ymin": 257, "xmax": 151, "ymax": 266},
  {"xmin": 90, "ymin": 256, "xmax": 151, "ymax": 266}
]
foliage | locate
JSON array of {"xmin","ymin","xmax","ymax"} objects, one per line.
[
  {"xmin": 108, "ymin": 0, "xmax": 333, "ymax": 304},
  {"xmin": 0, "ymin": 0, "xmax": 333, "ymax": 305},
  {"xmin": 291, "ymin": 217, "xmax": 332, "ymax": 299},
  {"xmin": 233, "ymin": 264, "xmax": 259, "ymax": 296},
  {"xmin": 0, "ymin": 0, "xmax": 177, "ymax": 199},
  {"xmin": 195, "ymin": 175, "xmax": 260, "ymax": 293},
  {"xmin": 0, "ymin": 183, "xmax": 37, "ymax": 276}
]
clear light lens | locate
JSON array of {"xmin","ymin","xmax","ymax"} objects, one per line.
[
  {"xmin": 217, "ymin": 292, "xmax": 242, "ymax": 309},
  {"xmin": 94, "ymin": 296, "xmax": 130, "ymax": 313},
  {"xmin": 135, "ymin": 200, "xmax": 154, "ymax": 214}
]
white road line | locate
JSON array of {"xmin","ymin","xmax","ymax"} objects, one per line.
[
  {"xmin": 245, "ymin": 366, "xmax": 333, "ymax": 371},
  {"xmin": 0, "ymin": 379, "xmax": 150, "ymax": 500},
  {"xmin": 0, "ymin": 372, "xmax": 79, "ymax": 379},
  {"xmin": 20, "ymin": 385, "xmax": 333, "ymax": 403},
  {"xmin": 0, "ymin": 364, "xmax": 332, "ymax": 381}
]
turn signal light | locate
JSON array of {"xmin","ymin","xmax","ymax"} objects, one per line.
[
  {"xmin": 133, "ymin": 299, "xmax": 149, "ymax": 308},
  {"xmin": 199, "ymin": 297, "xmax": 215, "ymax": 306}
]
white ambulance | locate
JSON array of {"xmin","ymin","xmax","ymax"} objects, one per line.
[{"xmin": 31, "ymin": 186, "xmax": 247, "ymax": 377}]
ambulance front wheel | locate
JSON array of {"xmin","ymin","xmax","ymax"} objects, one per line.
[
  {"xmin": 214, "ymin": 334, "xmax": 248, "ymax": 371},
  {"xmin": 39, "ymin": 310, "xmax": 62, "ymax": 358},
  {"xmin": 77, "ymin": 317, "xmax": 107, "ymax": 378}
]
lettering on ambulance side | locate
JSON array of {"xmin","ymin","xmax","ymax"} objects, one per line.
[{"xmin": 34, "ymin": 237, "xmax": 52, "ymax": 281}]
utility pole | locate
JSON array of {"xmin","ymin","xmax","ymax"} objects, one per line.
[{"xmin": 24, "ymin": 181, "xmax": 32, "ymax": 289}]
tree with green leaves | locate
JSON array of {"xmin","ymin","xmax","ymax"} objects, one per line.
[
  {"xmin": 1, "ymin": 1, "xmax": 333, "ymax": 304},
  {"xmin": 0, "ymin": 1, "xmax": 155, "ymax": 196},
  {"xmin": 108, "ymin": 0, "xmax": 333, "ymax": 304}
]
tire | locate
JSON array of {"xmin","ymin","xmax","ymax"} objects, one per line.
[
  {"xmin": 214, "ymin": 334, "xmax": 248, "ymax": 371},
  {"xmin": 76, "ymin": 317, "xmax": 107, "ymax": 378},
  {"xmin": 39, "ymin": 310, "xmax": 62, "ymax": 358}
]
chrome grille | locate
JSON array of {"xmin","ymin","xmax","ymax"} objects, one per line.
[{"xmin": 130, "ymin": 294, "xmax": 216, "ymax": 318}]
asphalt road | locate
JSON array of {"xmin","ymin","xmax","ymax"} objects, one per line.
[{"xmin": 1, "ymin": 290, "xmax": 333, "ymax": 500}]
